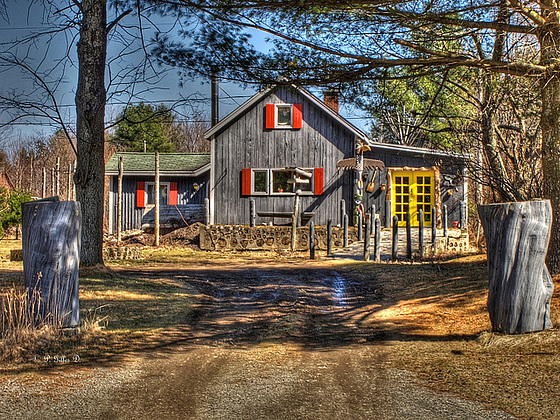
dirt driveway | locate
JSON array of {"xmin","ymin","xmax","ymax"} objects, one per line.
[{"xmin": 1, "ymin": 260, "xmax": 515, "ymax": 420}]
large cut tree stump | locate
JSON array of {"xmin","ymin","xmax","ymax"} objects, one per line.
[
  {"xmin": 478, "ymin": 200, "xmax": 554, "ymax": 333},
  {"xmin": 22, "ymin": 198, "xmax": 82, "ymax": 328}
]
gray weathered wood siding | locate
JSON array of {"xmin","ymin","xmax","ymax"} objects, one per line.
[
  {"xmin": 109, "ymin": 174, "xmax": 209, "ymax": 233},
  {"xmin": 211, "ymin": 87, "xmax": 354, "ymax": 226},
  {"xmin": 362, "ymin": 149, "xmax": 465, "ymax": 226}
]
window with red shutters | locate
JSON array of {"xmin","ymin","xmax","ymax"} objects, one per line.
[
  {"xmin": 314, "ymin": 168, "xmax": 324, "ymax": 195},
  {"xmin": 264, "ymin": 104, "xmax": 303, "ymax": 129},
  {"xmin": 136, "ymin": 181, "xmax": 145, "ymax": 208},
  {"xmin": 169, "ymin": 182, "xmax": 178, "ymax": 205},
  {"xmin": 241, "ymin": 168, "xmax": 252, "ymax": 195}
]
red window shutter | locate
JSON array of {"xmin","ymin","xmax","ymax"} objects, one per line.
[
  {"xmin": 293, "ymin": 104, "xmax": 303, "ymax": 129},
  {"xmin": 265, "ymin": 104, "xmax": 276, "ymax": 129},
  {"xmin": 169, "ymin": 182, "xmax": 178, "ymax": 205},
  {"xmin": 136, "ymin": 181, "xmax": 145, "ymax": 208},
  {"xmin": 242, "ymin": 168, "xmax": 252, "ymax": 195},
  {"xmin": 314, "ymin": 168, "xmax": 324, "ymax": 195}
]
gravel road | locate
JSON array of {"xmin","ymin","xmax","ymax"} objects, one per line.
[{"xmin": 0, "ymin": 264, "xmax": 516, "ymax": 420}]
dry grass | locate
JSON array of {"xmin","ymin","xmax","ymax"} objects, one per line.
[{"xmin": 0, "ymin": 286, "xmax": 62, "ymax": 363}]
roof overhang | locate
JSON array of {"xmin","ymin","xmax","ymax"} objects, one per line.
[
  {"xmin": 366, "ymin": 140, "xmax": 470, "ymax": 161},
  {"xmin": 106, "ymin": 163, "xmax": 211, "ymax": 177}
]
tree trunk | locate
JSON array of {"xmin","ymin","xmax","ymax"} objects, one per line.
[
  {"xmin": 74, "ymin": 0, "xmax": 107, "ymax": 265},
  {"xmin": 22, "ymin": 198, "xmax": 81, "ymax": 327},
  {"xmin": 478, "ymin": 200, "xmax": 553, "ymax": 333}
]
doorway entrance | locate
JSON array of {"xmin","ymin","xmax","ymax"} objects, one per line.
[{"xmin": 392, "ymin": 171, "xmax": 434, "ymax": 226}]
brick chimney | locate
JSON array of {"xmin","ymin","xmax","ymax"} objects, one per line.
[{"xmin": 323, "ymin": 88, "xmax": 339, "ymax": 113}]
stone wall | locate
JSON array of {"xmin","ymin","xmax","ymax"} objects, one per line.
[{"xmin": 199, "ymin": 225, "xmax": 360, "ymax": 251}]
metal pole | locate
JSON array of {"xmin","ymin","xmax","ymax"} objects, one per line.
[
  {"xmin": 340, "ymin": 199, "xmax": 346, "ymax": 226},
  {"xmin": 211, "ymin": 70, "xmax": 219, "ymax": 127}
]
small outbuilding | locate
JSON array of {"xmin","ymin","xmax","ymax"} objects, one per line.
[{"xmin": 105, "ymin": 152, "xmax": 210, "ymax": 233}]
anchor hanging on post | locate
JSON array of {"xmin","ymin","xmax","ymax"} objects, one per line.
[{"xmin": 336, "ymin": 139, "xmax": 384, "ymax": 225}]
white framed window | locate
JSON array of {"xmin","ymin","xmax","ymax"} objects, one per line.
[
  {"xmin": 145, "ymin": 182, "xmax": 169, "ymax": 206},
  {"xmin": 243, "ymin": 167, "xmax": 322, "ymax": 197},
  {"xmin": 275, "ymin": 105, "xmax": 293, "ymax": 128},
  {"xmin": 251, "ymin": 169, "xmax": 269, "ymax": 195},
  {"xmin": 270, "ymin": 168, "xmax": 313, "ymax": 196}
]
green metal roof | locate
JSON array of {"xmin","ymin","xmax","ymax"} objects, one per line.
[{"xmin": 106, "ymin": 152, "xmax": 210, "ymax": 173}]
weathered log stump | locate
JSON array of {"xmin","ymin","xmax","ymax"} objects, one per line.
[
  {"xmin": 22, "ymin": 198, "xmax": 81, "ymax": 328},
  {"xmin": 478, "ymin": 200, "xmax": 553, "ymax": 333}
]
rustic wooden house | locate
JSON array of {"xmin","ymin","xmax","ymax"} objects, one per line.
[
  {"xmin": 203, "ymin": 85, "xmax": 466, "ymax": 229},
  {"xmin": 105, "ymin": 152, "xmax": 210, "ymax": 233},
  {"xmin": 204, "ymin": 85, "xmax": 467, "ymax": 228}
]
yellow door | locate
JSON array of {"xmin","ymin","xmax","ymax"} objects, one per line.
[{"xmin": 392, "ymin": 171, "xmax": 434, "ymax": 226}]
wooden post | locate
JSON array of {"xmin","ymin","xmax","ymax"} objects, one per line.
[
  {"xmin": 29, "ymin": 154, "xmax": 34, "ymax": 194},
  {"xmin": 42, "ymin": 168, "xmax": 46, "ymax": 198},
  {"xmin": 340, "ymin": 199, "xmax": 346, "ymax": 226},
  {"xmin": 443, "ymin": 204, "xmax": 448, "ymax": 251},
  {"xmin": 374, "ymin": 217, "xmax": 381, "ymax": 262},
  {"xmin": 370, "ymin": 204, "xmax": 376, "ymax": 236},
  {"xmin": 406, "ymin": 212, "xmax": 412, "ymax": 259},
  {"xmin": 431, "ymin": 207, "xmax": 437, "ymax": 254},
  {"xmin": 291, "ymin": 191, "xmax": 300, "ymax": 251},
  {"xmin": 22, "ymin": 198, "xmax": 81, "ymax": 328},
  {"xmin": 117, "ymin": 156, "xmax": 123, "ymax": 244},
  {"xmin": 443, "ymin": 204, "xmax": 448, "ymax": 237},
  {"xmin": 327, "ymin": 218, "xmax": 333, "ymax": 256},
  {"xmin": 343, "ymin": 213, "xmax": 349, "ymax": 247},
  {"xmin": 358, "ymin": 211, "xmax": 363, "ymax": 241},
  {"xmin": 460, "ymin": 200, "xmax": 467, "ymax": 230},
  {"xmin": 364, "ymin": 213, "xmax": 371, "ymax": 262},
  {"xmin": 385, "ymin": 199, "xmax": 392, "ymax": 228},
  {"xmin": 73, "ymin": 160, "xmax": 77, "ymax": 200},
  {"xmin": 154, "ymin": 152, "xmax": 160, "ymax": 246},
  {"xmin": 56, "ymin": 157, "xmax": 60, "ymax": 197},
  {"xmin": 249, "ymin": 198, "xmax": 256, "ymax": 227},
  {"xmin": 309, "ymin": 221, "xmax": 315, "ymax": 260},
  {"xmin": 392, "ymin": 215, "xmax": 399, "ymax": 261},
  {"xmin": 418, "ymin": 209, "xmax": 424, "ymax": 260},
  {"xmin": 204, "ymin": 198, "xmax": 210, "ymax": 225},
  {"xmin": 51, "ymin": 168, "xmax": 55, "ymax": 196},
  {"xmin": 67, "ymin": 164, "xmax": 72, "ymax": 201},
  {"xmin": 478, "ymin": 200, "xmax": 554, "ymax": 333}
]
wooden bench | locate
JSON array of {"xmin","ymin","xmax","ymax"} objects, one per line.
[{"xmin": 256, "ymin": 211, "xmax": 315, "ymax": 225}]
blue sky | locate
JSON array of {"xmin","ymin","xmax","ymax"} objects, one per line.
[{"xmin": 0, "ymin": 1, "xmax": 370, "ymax": 144}]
